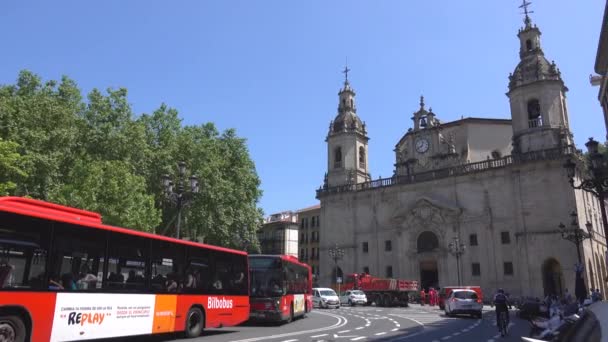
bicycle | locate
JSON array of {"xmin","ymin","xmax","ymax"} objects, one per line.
[{"xmin": 498, "ymin": 310, "xmax": 509, "ymax": 337}]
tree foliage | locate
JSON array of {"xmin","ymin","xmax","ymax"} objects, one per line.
[{"xmin": 0, "ymin": 71, "xmax": 263, "ymax": 251}]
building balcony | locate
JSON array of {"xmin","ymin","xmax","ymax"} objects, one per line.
[{"xmin": 528, "ymin": 117, "xmax": 543, "ymax": 128}]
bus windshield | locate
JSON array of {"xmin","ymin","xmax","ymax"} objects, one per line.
[{"xmin": 249, "ymin": 257, "xmax": 285, "ymax": 297}]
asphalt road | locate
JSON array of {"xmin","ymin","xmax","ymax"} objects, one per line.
[{"xmin": 125, "ymin": 304, "xmax": 531, "ymax": 342}]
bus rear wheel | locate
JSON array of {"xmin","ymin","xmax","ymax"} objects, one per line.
[
  {"xmin": 286, "ymin": 304, "xmax": 294, "ymax": 323},
  {"xmin": 184, "ymin": 308, "xmax": 204, "ymax": 338},
  {"xmin": 0, "ymin": 315, "xmax": 26, "ymax": 342}
]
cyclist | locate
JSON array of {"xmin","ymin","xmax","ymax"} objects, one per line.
[{"xmin": 493, "ymin": 288, "xmax": 510, "ymax": 332}]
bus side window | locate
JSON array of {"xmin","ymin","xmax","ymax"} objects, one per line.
[
  {"xmin": 151, "ymin": 240, "xmax": 184, "ymax": 293},
  {"xmin": 104, "ymin": 233, "xmax": 148, "ymax": 292},
  {"xmin": 50, "ymin": 222, "xmax": 105, "ymax": 291},
  {"xmin": 185, "ymin": 246, "xmax": 211, "ymax": 294},
  {"xmin": 0, "ymin": 212, "xmax": 51, "ymax": 290}
]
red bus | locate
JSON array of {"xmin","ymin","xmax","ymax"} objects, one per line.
[
  {"xmin": 248, "ymin": 255, "xmax": 312, "ymax": 323},
  {"xmin": 0, "ymin": 197, "xmax": 250, "ymax": 342}
]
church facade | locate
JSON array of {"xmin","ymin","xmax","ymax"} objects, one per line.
[{"xmin": 316, "ymin": 14, "xmax": 608, "ymax": 299}]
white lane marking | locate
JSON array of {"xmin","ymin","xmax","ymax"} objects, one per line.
[
  {"xmin": 281, "ymin": 340, "xmax": 298, "ymax": 342},
  {"xmin": 351, "ymin": 337, "xmax": 366, "ymax": 341},
  {"xmin": 338, "ymin": 330, "xmax": 351, "ymax": 333},
  {"xmin": 310, "ymin": 334, "xmax": 327, "ymax": 338},
  {"xmin": 230, "ymin": 311, "xmax": 348, "ymax": 342},
  {"xmin": 461, "ymin": 329, "xmax": 468, "ymax": 332},
  {"xmin": 452, "ymin": 332, "xmax": 460, "ymax": 336},
  {"xmin": 395, "ymin": 324, "xmax": 401, "ymax": 327},
  {"xmin": 355, "ymin": 327, "xmax": 365, "ymax": 330},
  {"xmin": 493, "ymin": 334, "xmax": 501, "ymax": 338},
  {"xmin": 441, "ymin": 336, "xmax": 452, "ymax": 340},
  {"xmin": 375, "ymin": 332, "xmax": 387, "ymax": 336},
  {"xmin": 391, "ymin": 328, "xmax": 399, "ymax": 331}
]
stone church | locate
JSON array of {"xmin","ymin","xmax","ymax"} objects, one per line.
[{"xmin": 316, "ymin": 13, "xmax": 608, "ymax": 299}]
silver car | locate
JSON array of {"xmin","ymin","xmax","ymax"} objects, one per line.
[
  {"xmin": 313, "ymin": 288, "xmax": 340, "ymax": 309},
  {"xmin": 340, "ymin": 290, "xmax": 368, "ymax": 306}
]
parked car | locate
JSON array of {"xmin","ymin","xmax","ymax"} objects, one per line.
[
  {"xmin": 444, "ymin": 289, "xmax": 483, "ymax": 318},
  {"xmin": 313, "ymin": 287, "xmax": 340, "ymax": 309},
  {"xmin": 340, "ymin": 290, "xmax": 367, "ymax": 306}
]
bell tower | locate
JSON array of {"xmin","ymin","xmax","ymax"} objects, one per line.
[
  {"xmin": 507, "ymin": 1, "xmax": 572, "ymax": 154},
  {"xmin": 325, "ymin": 66, "xmax": 371, "ymax": 188}
]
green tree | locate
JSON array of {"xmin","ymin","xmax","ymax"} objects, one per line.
[
  {"xmin": 0, "ymin": 138, "xmax": 26, "ymax": 195},
  {"xmin": 0, "ymin": 70, "xmax": 81, "ymax": 199},
  {"xmin": 50, "ymin": 159, "xmax": 160, "ymax": 231}
]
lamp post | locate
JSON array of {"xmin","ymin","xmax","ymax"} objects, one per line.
[
  {"xmin": 563, "ymin": 137, "xmax": 608, "ymax": 249},
  {"xmin": 448, "ymin": 237, "xmax": 466, "ymax": 286},
  {"xmin": 161, "ymin": 161, "xmax": 199, "ymax": 239},
  {"xmin": 328, "ymin": 244, "xmax": 345, "ymax": 295},
  {"xmin": 558, "ymin": 211, "xmax": 593, "ymax": 264}
]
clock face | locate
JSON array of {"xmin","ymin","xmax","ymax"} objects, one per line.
[{"xmin": 415, "ymin": 138, "xmax": 429, "ymax": 153}]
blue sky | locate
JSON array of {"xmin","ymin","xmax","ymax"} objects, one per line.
[{"xmin": 0, "ymin": 0, "xmax": 604, "ymax": 216}]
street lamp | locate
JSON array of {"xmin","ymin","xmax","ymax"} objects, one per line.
[
  {"xmin": 448, "ymin": 237, "xmax": 466, "ymax": 286},
  {"xmin": 558, "ymin": 211, "xmax": 593, "ymax": 264},
  {"xmin": 162, "ymin": 161, "xmax": 199, "ymax": 239},
  {"xmin": 328, "ymin": 244, "xmax": 345, "ymax": 294},
  {"xmin": 563, "ymin": 137, "xmax": 608, "ymax": 249}
]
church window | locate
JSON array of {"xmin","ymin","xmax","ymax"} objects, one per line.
[
  {"xmin": 417, "ymin": 231, "xmax": 439, "ymax": 253},
  {"xmin": 386, "ymin": 266, "xmax": 393, "ymax": 278},
  {"xmin": 363, "ymin": 266, "xmax": 370, "ymax": 274},
  {"xmin": 501, "ymin": 231, "xmax": 511, "ymax": 244},
  {"xmin": 362, "ymin": 242, "xmax": 369, "ymax": 253},
  {"xmin": 350, "ymin": 99, "xmax": 354, "ymax": 108},
  {"xmin": 504, "ymin": 262, "xmax": 514, "ymax": 276},
  {"xmin": 527, "ymin": 99, "xmax": 541, "ymax": 119},
  {"xmin": 526, "ymin": 39, "xmax": 533, "ymax": 51},
  {"xmin": 469, "ymin": 234, "xmax": 478, "ymax": 246},
  {"xmin": 359, "ymin": 147, "xmax": 366, "ymax": 168},
  {"xmin": 527, "ymin": 99, "xmax": 542, "ymax": 127},
  {"xmin": 342, "ymin": 99, "xmax": 345, "ymax": 106},
  {"xmin": 385, "ymin": 240, "xmax": 392, "ymax": 252},
  {"xmin": 334, "ymin": 147, "xmax": 342, "ymax": 169},
  {"xmin": 472, "ymin": 263, "xmax": 481, "ymax": 276}
]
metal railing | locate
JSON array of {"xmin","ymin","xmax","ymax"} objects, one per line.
[
  {"xmin": 318, "ymin": 145, "xmax": 576, "ymax": 197},
  {"xmin": 528, "ymin": 117, "xmax": 543, "ymax": 128}
]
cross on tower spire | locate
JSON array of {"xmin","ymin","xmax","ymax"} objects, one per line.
[
  {"xmin": 343, "ymin": 65, "xmax": 351, "ymax": 83},
  {"xmin": 519, "ymin": 0, "xmax": 534, "ymax": 26}
]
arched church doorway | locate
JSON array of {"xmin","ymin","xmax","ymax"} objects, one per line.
[
  {"xmin": 417, "ymin": 231, "xmax": 440, "ymax": 290},
  {"xmin": 542, "ymin": 258, "xmax": 563, "ymax": 297},
  {"xmin": 420, "ymin": 259, "xmax": 438, "ymax": 290}
]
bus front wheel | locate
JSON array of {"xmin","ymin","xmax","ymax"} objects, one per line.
[
  {"xmin": 0, "ymin": 315, "xmax": 26, "ymax": 342},
  {"xmin": 184, "ymin": 308, "xmax": 204, "ymax": 338}
]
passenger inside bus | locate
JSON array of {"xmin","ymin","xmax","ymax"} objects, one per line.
[
  {"xmin": 165, "ymin": 273, "xmax": 179, "ymax": 292},
  {"xmin": 48, "ymin": 274, "xmax": 64, "ymax": 290},
  {"xmin": 61, "ymin": 273, "xmax": 77, "ymax": 290},
  {"xmin": 0, "ymin": 260, "xmax": 14, "ymax": 288}
]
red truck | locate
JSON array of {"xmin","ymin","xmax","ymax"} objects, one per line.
[{"xmin": 339, "ymin": 273, "xmax": 419, "ymax": 307}]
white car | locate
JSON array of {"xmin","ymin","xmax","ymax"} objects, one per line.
[
  {"xmin": 312, "ymin": 287, "xmax": 340, "ymax": 309},
  {"xmin": 340, "ymin": 290, "xmax": 368, "ymax": 306},
  {"xmin": 444, "ymin": 289, "xmax": 483, "ymax": 318}
]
